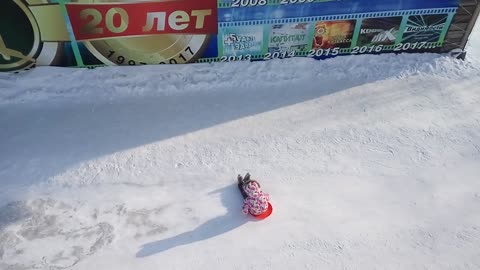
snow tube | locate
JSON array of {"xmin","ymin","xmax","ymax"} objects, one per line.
[{"xmin": 251, "ymin": 202, "xmax": 273, "ymax": 220}]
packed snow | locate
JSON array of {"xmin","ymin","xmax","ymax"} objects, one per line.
[{"xmin": 0, "ymin": 22, "xmax": 479, "ymax": 270}]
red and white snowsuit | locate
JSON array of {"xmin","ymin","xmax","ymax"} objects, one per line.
[{"xmin": 242, "ymin": 181, "xmax": 270, "ymax": 216}]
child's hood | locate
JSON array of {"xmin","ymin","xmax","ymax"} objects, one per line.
[{"xmin": 244, "ymin": 181, "xmax": 262, "ymax": 198}]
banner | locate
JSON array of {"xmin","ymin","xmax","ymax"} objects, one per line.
[{"xmin": 0, "ymin": 0, "xmax": 460, "ymax": 72}]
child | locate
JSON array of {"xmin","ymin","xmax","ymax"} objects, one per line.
[{"xmin": 237, "ymin": 173, "xmax": 271, "ymax": 216}]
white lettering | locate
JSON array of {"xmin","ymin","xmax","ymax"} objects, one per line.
[
  {"xmin": 361, "ymin": 28, "xmax": 383, "ymax": 34},
  {"xmin": 191, "ymin": 9, "xmax": 212, "ymax": 29},
  {"xmin": 143, "ymin": 12, "xmax": 166, "ymax": 32},
  {"xmin": 168, "ymin": 11, "xmax": 190, "ymax": 31},
  {"xmin": 143, "ymin": 9, "xmax": 212, "ymax": 32}
]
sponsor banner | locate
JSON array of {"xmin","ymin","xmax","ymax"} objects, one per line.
[
  {"xmin": 0, "ymin": 0, "xmax": 460, "ymax": 72},
  {"xmin": 357, "ymin": 17, "xmax": 402, "ymax": 47}
]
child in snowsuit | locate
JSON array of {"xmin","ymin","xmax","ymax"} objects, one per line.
[{"xmin": 238, "ymin": 173, "xmax": 270, "ymax": 216}]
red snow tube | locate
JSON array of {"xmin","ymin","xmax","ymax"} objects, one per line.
[{"xmin": 252, "ymin": 202, "xmax": 273, "ymax": 220}]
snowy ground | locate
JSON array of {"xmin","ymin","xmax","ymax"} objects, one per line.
[{"xmin": 1, "ymin": 23, "xmax": 480, "ymax": 270}]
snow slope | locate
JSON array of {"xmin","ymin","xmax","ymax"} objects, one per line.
[{"xmin": 0, "ymin": 23, "xmax": 479, "ymax": 270}]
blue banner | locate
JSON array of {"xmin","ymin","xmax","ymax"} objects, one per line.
[
  {"xmin": 0, "ymin": 0, "xmax": 461, "ymax": 72},
  {"xmin": 218, "ymin": 0, "xmax": 459, "ymax": 22}
]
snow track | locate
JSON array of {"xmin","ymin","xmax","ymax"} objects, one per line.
[{"xmin": 0, "ymin": 22, "xmax": 479, "ymax": 270}]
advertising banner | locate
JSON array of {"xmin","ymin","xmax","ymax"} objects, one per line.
[{"xmin": 0, "ymin": 0, "xmax": 460, "ymax": 72}]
